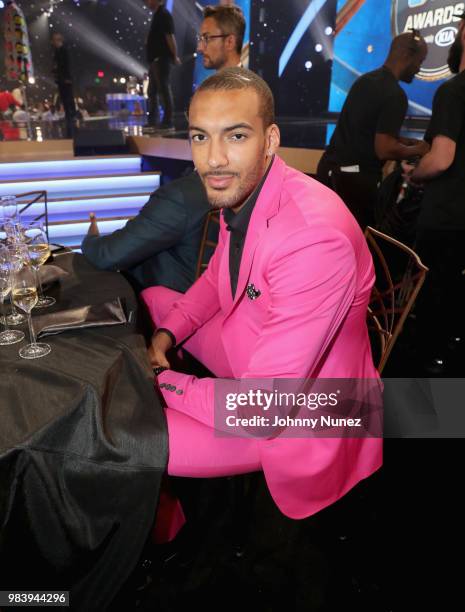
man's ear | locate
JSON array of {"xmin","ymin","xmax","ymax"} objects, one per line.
[
  {"xmin": 265, "ymin": 124, "xmax": 280, "ymax": 157},
  {"xmin": 225, "ymin": 34, "xmax": 236, "ymax": 52}
]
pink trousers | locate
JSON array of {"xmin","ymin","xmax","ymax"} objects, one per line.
[{"xmin": 141, "ymin": 286, "xmax": 262, "ymax": 478}]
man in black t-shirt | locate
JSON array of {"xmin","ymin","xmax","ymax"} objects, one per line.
[
  {"xmin": 406, "ymin": 12, "xmax": 465, "ymax": 372},
  {"xmin": 145, "ymin": 0, "xmax": 180, "ymax": 131},
  {"xmin": 317, "ymin": 32, "xmax": 429, "ymax": 228}
]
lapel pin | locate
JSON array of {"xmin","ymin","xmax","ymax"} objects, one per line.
[{"xmin": 246, "ymin": 283, "xmax": 261, "ymax": 300}]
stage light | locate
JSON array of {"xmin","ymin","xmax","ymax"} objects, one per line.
[
  {"xmin": 97, "ymin": 71, "xmax": 105, "ymax": 78},
  {"xmin": 28, "ymin": 77, "xmax": 36, "ymax": 85},
  {"xmin": 325, "ymin": 26, "xmax": 333, "ymax": 36},
  {"xmin": 315, "ymin": 44, "xmax": 323, "ymax": 53},
  {"xmin": 305, "ymin": 61, "xmax": 313, "ymax": 70},
  {"xmin": 120, "ymin": 77, "xmax": 127, "ymax": 84},
  {"xmin": 52, "ymin": 8, "xmax": 146, "ymax": 78},
  {"xmin": 0, "ymin": 1, "xmax": 5, "ymax": 9}
]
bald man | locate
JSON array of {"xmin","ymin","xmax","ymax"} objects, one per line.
[{"xmin": 317, "ymin": 31, "xmax": 430, "ymax": 229}]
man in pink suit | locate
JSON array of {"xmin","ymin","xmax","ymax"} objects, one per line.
[{"xmin": 142, "ymin": 68, "xmax": 382, "ymax": 520}]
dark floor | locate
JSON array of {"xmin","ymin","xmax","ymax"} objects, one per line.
[{"xmin": 110, "ymin": 473, "xmax": 382, "ymax": 612}]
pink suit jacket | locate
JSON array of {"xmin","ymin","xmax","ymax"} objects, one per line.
[{"xmin": 157, "ymin": 155, "xmax": 382, "ymax": 519}]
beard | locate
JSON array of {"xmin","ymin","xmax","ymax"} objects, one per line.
[
  {"xmin": 447, "ymin": 35, "xmax": 463, "ymax": 74},
  {"xmin": 203, "ymin": 152, "xmax": 267, "ymax": 211},
  {"xmin": 203, "ymin": 49, "xmax": 228, "ymax": 71}
]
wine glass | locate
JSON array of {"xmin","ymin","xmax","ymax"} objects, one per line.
[
  {"xmin": 4, "ymin": 219, "xmax": 24, "ymax": 244},
  {"xmin": 0, "ymin": 246, "xmax": 25, "ymax": 346},
  {"xmin": 4, "ymin": 243, "xmax": 26, "ymax": 325},
  {"xmin": 1, "ymin": 196, "xmax": 18, "ymax": 228},
  {"xmin": 12, "ymin": 263, "xmax": 51, "ymax": 359},
  {"xmin": 23, "ymin": 221, "xmax": 56, "ymax": 308}
]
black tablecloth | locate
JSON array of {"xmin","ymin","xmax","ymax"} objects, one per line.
[{"xmin": 0, "ymin": 253, "xmax": 167, "ymax": 611}]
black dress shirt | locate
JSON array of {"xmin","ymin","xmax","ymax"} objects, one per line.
[
  {"xmin": 156, "ymin": 161, "xmax": 273, "ymax": 347},
  {"xmin": 223, "ymin": 161, "xmax": 273, "ymax": 299}
]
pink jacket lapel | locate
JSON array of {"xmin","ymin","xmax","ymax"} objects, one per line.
[{"xmin": 230, "ymin": 156, "xmax": 287, "ymax": 309}]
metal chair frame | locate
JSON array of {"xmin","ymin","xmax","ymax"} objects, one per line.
[{"xmin": 365, "ymin": 226, "xmax": 428, "ymax": 374}]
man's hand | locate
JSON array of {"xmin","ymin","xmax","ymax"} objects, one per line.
[
  {"xmin": 148, "ymin": 330, "xmax": 173, "ymax": 369},
  {"xmin": 87, "ymin": 212, "xmax": 100, "ymax": 237}
]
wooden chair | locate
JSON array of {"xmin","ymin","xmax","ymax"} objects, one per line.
[
  {"xmin": 195, "ymin": 210, "xmax": 220, "ymax": 280},
  {"xmin": 364, "ymin": 226, "xmax": 428, "ymax": 374},
  {"xmin": 16, "ymin": 191, "xmax": 49, "ymax": 240}
]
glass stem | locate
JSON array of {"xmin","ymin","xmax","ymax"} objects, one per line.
[
  {"xmin": 34, "ymin": 266, "xmax": 45, "ymax": 299},
  {"xmin": 27, "ymin": 312, "xmax": 36, "ymax": 346},
  {"xmin": 9, "ymin": 294, "xmax": 19, "ymax": 317},
  {"xmin": 0, "ymin": 298, "xmax": 9, "ymax": 331},
  {"xmin": 0, "ymin": 297, "xmax": 5, "ymax": 331}
]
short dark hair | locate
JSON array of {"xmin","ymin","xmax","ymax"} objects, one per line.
[
  {"xmin": 389, "ymin": 31, "xmax": 427, "ymax": 58},
  {"xmin": 203, "ymin": 5, "xmax": 245, "ymax": 54},
  {"xmin": 193, "ymin": 67, "xmax": 275, "ymax": 128}
]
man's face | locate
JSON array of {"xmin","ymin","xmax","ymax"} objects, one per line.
[
  {"xmin": 197, "ymin": 17, "xmax": 230, "ymax": 70},
  {"xmin": 189, "ymin": 88, "xmax": 279, "ymax": 211},
  {"xmin": 400, "ymin": 45, "xmax": 427, "ymax": 83},
  {"xmin": 448, "ymin": 21, "xmax": 465, "ymax": 74},
  {"xmin": 51, "ymin": 34, "xmax": 64, "ymax": 48}
]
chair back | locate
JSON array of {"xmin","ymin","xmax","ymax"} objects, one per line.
[
  {"xmin": 195, "ymin": 210, "xmax": 220, "ymax": 280},
  {"xmin": 365, "ymin": 226, "xmax": 428, "ymax": 374}
]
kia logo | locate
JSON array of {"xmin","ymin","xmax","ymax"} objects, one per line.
[
  {"xmin": 392, "ymin": 0, "xmax": 464, "ymax": 81},
  {"xmin": 435, "ymin": 26, "xmax": 458, "ymax": 46}
]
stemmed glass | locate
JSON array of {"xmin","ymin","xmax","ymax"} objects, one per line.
[
  {"xmin": 5, "ymin": 242, "xmax": 26, "ymax": 325},
  {"xmin": 24, "ymin": 221, "xmax": 56, "ymax": 308},
  {"xmin": 0, "ymin": 246, "xmax": 25, "ymax": 346},
  {"xmin": 1, "ymin": 196, "xmax": 18, "ymax": 227},
  {"xmin": 12, "ymin": 263, "xmax": 51, "ymax": 359}
]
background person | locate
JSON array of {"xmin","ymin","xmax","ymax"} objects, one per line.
[
  {"xmin": 51, "ymin": 32, "xmax": 76, "ymax": 137},
  {"xmin": 197, "ymin": 4, "xmax": 245, "ymax": 70},
  {"xmin": 317, "ymin": 31, "xmax": 430, "ymax": 229},
  {"xmin": 145, "ymin": 0, "xmax": 180, "ymax": 132},
  {"xmin": 405, "ymin": 12, "xmax": 465, "ymax": 373}
]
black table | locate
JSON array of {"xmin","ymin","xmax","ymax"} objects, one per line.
[{"xmin": 0, "ymin": 253, "xmax": 167, "ymax": 611}]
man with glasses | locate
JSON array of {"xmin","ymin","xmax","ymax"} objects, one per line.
[{"xmin": 197, "ymin": 5, "xmax": 245, "ymax": 70}]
